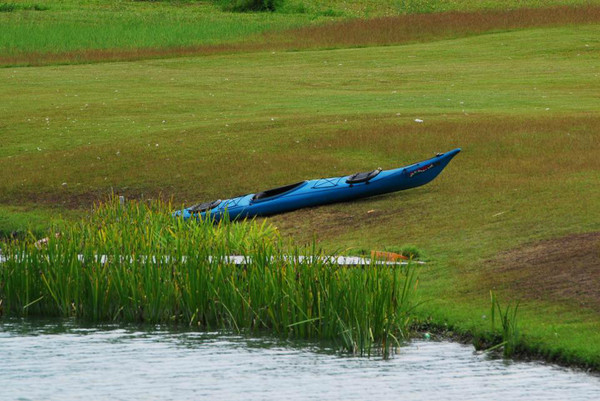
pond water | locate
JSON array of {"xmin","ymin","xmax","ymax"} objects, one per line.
[{"xmin": 1, "ymin": 320, "xmax": 599, "ymax": 401}]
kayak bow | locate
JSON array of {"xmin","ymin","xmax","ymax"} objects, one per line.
[{"xmin": 175, "ymin": 148, "xmax": 460, "ymax": 221}]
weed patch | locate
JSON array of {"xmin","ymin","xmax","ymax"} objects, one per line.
[{"xmin": 488, "ymin": 291, "xmax": 520, "ymax": 357}]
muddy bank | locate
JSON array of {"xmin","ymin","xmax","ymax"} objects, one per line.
[{"xmin": 488, "ymin": 232, "xmax": 600, "ymax": 311}]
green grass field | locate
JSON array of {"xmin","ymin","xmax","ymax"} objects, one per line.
[
  {"xmin": 2, "ymin": 0, "xmax": 600, "ymax": 65},
  {"xmin": 0, "ymin": 1, "xmax": 321, "ymax": 55},
  {"xmin": 1, "ymin": 1, "xmax": 600, "ymax": 367}
]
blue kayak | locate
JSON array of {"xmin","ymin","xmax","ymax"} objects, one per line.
[{"xmin": 175, "ymin": 148, "xmax": 460, "ymax": 221}]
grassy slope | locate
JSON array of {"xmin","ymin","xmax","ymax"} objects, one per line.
[
  {"xmin": 0, "ymin": 0, "xmax": 332, "ymax": 59},
  {"xmin": 3, "ymin": 0, "xmax": 600, "ymax": 65},
  {"xmin": 0, "ymin": 204, "xmax": 81, "ymax": 237},
  {"xmin": 1, "ymin": 5, "xmax": 600, "ymax": 365},
  {"xmin": 317, "ymin": 0, "xmax": 600, "ymax": 15},
  {"xmin": 2, "ymin": 26, "xmax": 598, "ymax": 202}
]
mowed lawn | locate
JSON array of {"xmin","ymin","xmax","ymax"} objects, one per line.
[{"xmin": 1, "ymin": 25, "xmax": 600, "ymax": 365}]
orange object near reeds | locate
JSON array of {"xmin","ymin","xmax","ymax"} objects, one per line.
[{"xmin": 371, "ymin": 250, "xmax": 408, "ymax": 261}]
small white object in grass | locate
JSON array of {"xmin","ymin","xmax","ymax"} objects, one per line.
[
  {"xmin": 62, "ymin": 182, "xmax": 67, "ymax": 186},
  {"xmin": 414, "ymin": 118, "xmax": 423, "ymax": 123}
]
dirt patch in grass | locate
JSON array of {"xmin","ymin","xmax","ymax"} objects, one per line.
[
  {"xmin": 488, "ymin": 232, "xmax": 600, "ymax": 311},
  {"xmin": 268, "ymin": 195, "xmax": 397, "ymax": 244},
  {"xmin": 271, "ymin": 207, "xmax": 360, "ymax": 240}
]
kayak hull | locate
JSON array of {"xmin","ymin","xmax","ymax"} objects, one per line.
[{"xmin": 175, "ymin": 148, "xmax": 460, "ymax": 221}]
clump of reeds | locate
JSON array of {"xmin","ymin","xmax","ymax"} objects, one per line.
[
  {"xmin": 488, "ymin": 291, "xmax": 520, "ymax": 357},
  {"xmin": 0, "ymin": 196, "xmax": 420, "ymax": 356}
]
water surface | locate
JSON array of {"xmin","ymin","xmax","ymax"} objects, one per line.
[{"xmin": 1, "ymin": 320, "xmax": 599, "ymax": 401}]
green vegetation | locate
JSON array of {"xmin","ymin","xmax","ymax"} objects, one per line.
[
  {"xmin": 0, "ymin": 2, "xmax": 48, "ymax": 12},
  {"xmin": 0, "ymin": 204, "xmax": 75, "ymax": 238},
  {"xmin": 218, "ymin": 0, "xmax": 284, "ymax": 13},
  {"xmin": 0, "ymin": 197, "xmax": 420, "ymax": 356},
  {"xmin": 2, "ymin": 1, "xmax": 600, "ymax": 66},
  {"xmin": 1, "ymin": 1, "xmax": 600, "ymax": 368},
  {"xmin": 311, "ymin": 0, "xmax": 600, "ymax": 15},
  {"xmin": 0, "ymin": 0, "xmax": 326, "ymax": 63},
  {"xmin": 488, "ymin": 291, "xmax": 520, "ymax": 357}
]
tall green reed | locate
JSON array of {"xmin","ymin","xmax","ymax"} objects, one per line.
[
  {"xmin": 0, "ymin": 196, "xmax": 420, "ymax": 355},
  {"xmin": 489, "ymin": 290, "xmax": 520, "ymax": 357}
]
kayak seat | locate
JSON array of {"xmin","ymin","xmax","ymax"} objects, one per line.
[
  {"xmin": 188, "ymin": 199, "xmax": 221, "ymax": 213},
  {"xmin": 346, "ymin": 168, "xmax": 382, "ymax": 184},
  {"xmin": 252, "ymin": 181, "xmax": 306, "ymax": 201}
]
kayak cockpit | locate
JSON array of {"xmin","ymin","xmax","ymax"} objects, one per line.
[
  {"xmin": 252, "ymin": 181, "xmax": 306, "ymax": 202},
  {"xmin": 346, "ymin": 168, "xmax": 382, "ymax": 184},
  {"xmin": 188, "ymin": 199, "xmax": 221, "ymax": 214}
]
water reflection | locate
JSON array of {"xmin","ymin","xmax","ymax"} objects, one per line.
[{"xmin": 1, "ymin": 319, "xmax": 599, "ymax": 401}]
